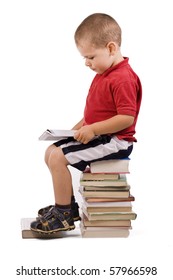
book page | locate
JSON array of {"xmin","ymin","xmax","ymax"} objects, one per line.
[{"xmin": 39, "ymin": 129, "xmax": 76, "ymax": 140}]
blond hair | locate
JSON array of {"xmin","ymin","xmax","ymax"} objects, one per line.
[{"xmin": 74, "ymin": 13, "xmax": 122, "ymax": 47}]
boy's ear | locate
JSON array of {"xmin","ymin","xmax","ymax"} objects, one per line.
[{"xmin": 107, "ymin": 42, "xmax": 118, "ymax": 55}]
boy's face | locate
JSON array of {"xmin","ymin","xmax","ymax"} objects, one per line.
[{"xmin": 77, "ymin": 40, "xmax": 115, "ymax": 74}]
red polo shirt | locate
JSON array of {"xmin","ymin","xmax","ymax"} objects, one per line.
[{"xmin": 83, "ymin": 58, "xmax": 142, "ymax": 142}]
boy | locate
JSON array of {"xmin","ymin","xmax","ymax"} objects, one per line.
[{"xmin": 31, "ymin": 13, "xmax": 142, "ymax": 234}]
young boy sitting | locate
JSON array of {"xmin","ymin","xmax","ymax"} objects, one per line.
[{"xmin": 30, "ymin": 13, "xmax": 142, "ymax": 234}]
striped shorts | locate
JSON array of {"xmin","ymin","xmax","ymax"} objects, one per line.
[{"xmin": 54, "ymin": 135, "xmax": 133, "ymax": 171}]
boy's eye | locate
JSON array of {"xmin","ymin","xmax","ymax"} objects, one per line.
[{"xmin": 84, "ymin": 56, "xmax": 95, "ymax": 60}]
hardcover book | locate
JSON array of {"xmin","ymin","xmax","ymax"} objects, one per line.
[
  {"xmin": 80, "ymin": 222, "xmax": 131, "ymax": 238},
  {"xmin": 82, "ymin": 208, "xmax": 137, "ymax": 221},
  {"xmin": 80, "ymin": 174, "xmax": 128, "ymax": 187},
  {"xmin": 82, "ymin": 213, "xmax": 132, "ymax": 227},
  {"xmin": 83, "ymin": 185, "xmax": 130, "ymax": 191},
  {"xmin": 90, "ymin": 158, "xmax": 130, "ymax": 174},
  {"xmin": 82, "ymin": 201, "xmax": 132, "ymax": 213},
  {"xmin": 79, "ymin": 186, "xmax": 130, "ymax": 198},
  {"xmin": 84, "ymin": 195, "xmax": 135, "ymax": 203},
  {"xmin": 81, "ymin": 169, "xmax": 120, "ymax": 180}
]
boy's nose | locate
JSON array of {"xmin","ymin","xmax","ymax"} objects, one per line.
[{"xmin": 85, "ymin": 59, "xmax": 92, "ymax": 67}]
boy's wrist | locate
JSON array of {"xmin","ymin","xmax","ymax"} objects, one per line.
[{"xmin": 91, "ymin": 123, "xmax": 97, "ymax": 136}]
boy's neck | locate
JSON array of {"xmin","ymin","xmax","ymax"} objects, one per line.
[{"xmin": 112, "ymin": 51, "xmax": 124, "ymax": 67}]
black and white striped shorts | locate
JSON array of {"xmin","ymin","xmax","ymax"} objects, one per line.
[{"xmin": 54, "ymin": 135, "xmax": 133, "ymax": 171}]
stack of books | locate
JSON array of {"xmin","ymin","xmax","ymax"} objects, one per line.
[{"xmin": 79, "ymin": 158, "xmax": 137, "ymax": 238}]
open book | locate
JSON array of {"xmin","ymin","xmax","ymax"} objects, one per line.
[{"xmin": 39, "ymin": 129, "xmax": 76, "ymax": 141}]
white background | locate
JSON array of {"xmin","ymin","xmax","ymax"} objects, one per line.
[{"xmin": 0, "ymin": 0, "xmax": 173, "ymax": 279}]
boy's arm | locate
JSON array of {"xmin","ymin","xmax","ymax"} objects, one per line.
[
  {"xmin": 74, "ymin": 115, "xmax": 134, "ymax": 144},
  {"xmin": 71, "ymin": 118, "xmax": 84, "ymax": 130},
  {"xmin": 92, "ymin": 115, "xmax": 134, "ymax": 135}
]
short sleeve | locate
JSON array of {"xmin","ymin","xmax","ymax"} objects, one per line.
[{"xmin": 113, "ymin": 81, "xmax": 137, "ymax": 117}]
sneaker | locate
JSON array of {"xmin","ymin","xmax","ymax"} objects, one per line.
[
  {"xmin": 30, "ymin": 206, "xmax": 75, "ymax": 234},
  {"xmin": 38, "ymin": 202, "xmax": 81, "ymax": 222}
]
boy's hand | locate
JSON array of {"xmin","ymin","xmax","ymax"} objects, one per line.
[{"xmin": 74, "ymin": 125, "xmax": 95, "ymax": 144}]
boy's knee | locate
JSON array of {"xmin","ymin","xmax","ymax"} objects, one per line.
[
  {"xmin": 44, "ymin": 145, "xmax": 55, "ymax": 165},
  {"xmin": 47, "ymin": 147, "xmax": 68, "ymax": 170}
]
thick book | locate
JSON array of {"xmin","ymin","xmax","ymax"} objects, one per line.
[
  {"xmin": 80, "ymin": 222, "xmax": 130, "ymax": 238},
  {"xmin": 79, "ymin": 186, "xmax": 130, "ymax": 198},
  {"xmin": 83, "ymin": 200, "xmax": 133, "ymax": 208},
  {"xmin": 83, "ymin": 185, "xmax": 130, "ymax": 191},
  {"xmin": 82, "ymin": 201, "xmax": 132, "ymax": 213},
  {"xmin": 83, "ymin": 206, "xmax": 132, "ymax": 214},
  {"xmin": 81, "ymin": 169, "xmax": 120, "ymax": 181},
  {"xmin": 82, "ymin": 208, "xmax": 137, "ymax": 221},
  {"xmin": 80, "ymin": 174, "xmax": 128, "ymax": 187},
  {"xmin": 82, "ymin": 213, "xmax": 132, "ymax": 227},
  {"xmin": 39, "ymin": 129, "xmax": 76, "ymax": 141},
  {"xmin": 84, "ymin": 195, "xmax": 135, "ymax": 203},
  {"xmin": 90, "ymin": 158, "xmax": 130, "ymax": 174}
]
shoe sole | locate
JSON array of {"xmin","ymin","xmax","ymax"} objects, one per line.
[
  {"xmin": 37, "ymin": 215, "xmax": 81, "ymax": 222},
  {"xmin": 73, "ymin": 216, "xmax": 81, "ymax": 222},
  {"xmin": 30, "ymin": 225, "xmax": 75, "ymax": 235}
]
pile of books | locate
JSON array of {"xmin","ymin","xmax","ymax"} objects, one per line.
[{"xmin": 79, "ymin": 158, "xmax": 137, "ymax": 238}]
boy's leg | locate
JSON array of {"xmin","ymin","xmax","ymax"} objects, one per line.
[
  {"xmin": 46, "ymin": 146, "xmax": 72, "ymax": 205},
  {"xmin": 30, "ymin": 145, "xmax": 75, "ymax": 233},
  {"xmin": 37, "ymin": 144, "xmax": 80, "ymax": 221}
]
